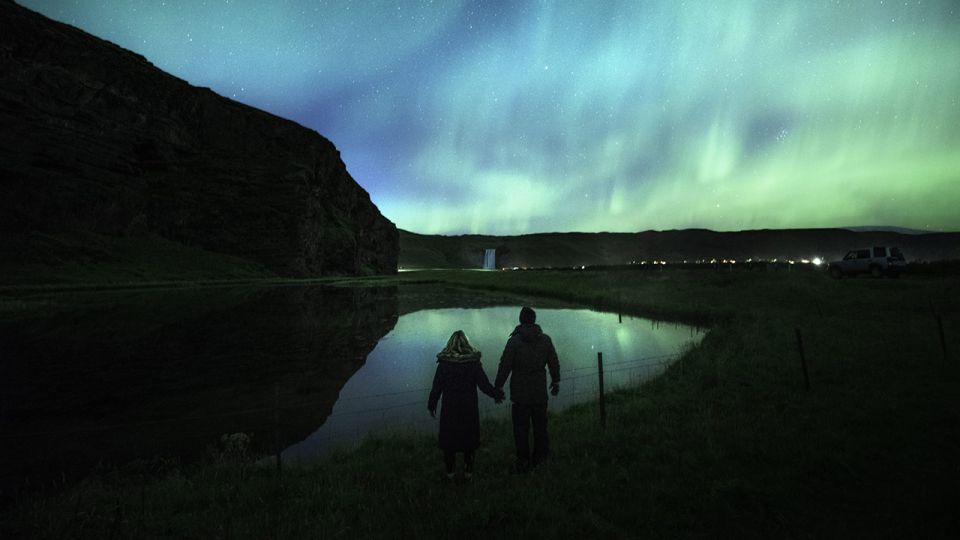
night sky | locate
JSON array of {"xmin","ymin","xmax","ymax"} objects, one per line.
[{"xmin": 22, "ymin": 1, "xmax": 960, "ymax": 234}]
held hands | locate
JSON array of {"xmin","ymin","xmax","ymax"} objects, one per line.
[
  {"xmin": 428, "ymin": 405, "xmax": 436, "ymax": 418},
  {"xmin": 494, "ymin": 387, "xmax": 505, "ymax": 404},
  {"xmin": 550, "ymin": 382, "xmax": 560, "ymax": 396}
]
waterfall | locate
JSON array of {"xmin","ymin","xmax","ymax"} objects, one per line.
[{"xmin": 483, "ymin": 248, "xmax": 496, "ymax": 270}]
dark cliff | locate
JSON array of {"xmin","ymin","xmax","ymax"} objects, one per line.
[{"xmin": 0, "ymin": 1, "xmax": 398, "ymax": 279}]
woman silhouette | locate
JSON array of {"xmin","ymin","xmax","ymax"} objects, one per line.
[{"xmin": 428, "ymin": 330, "xmax": 504, "ymax": 480}]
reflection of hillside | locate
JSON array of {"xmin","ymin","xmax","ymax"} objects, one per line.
[{"xmin": 0, "ymin": 285, "xmax": 398, "ymax": 495}]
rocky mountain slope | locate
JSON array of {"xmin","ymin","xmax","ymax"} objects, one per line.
[{"xmin": 0, "ymin": 0, "xmax": 397, "ymax": 280}]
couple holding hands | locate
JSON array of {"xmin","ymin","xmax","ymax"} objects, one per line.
[{"xmin": 427, "ymin": 306, "xmax": 560, "ymax": 480}]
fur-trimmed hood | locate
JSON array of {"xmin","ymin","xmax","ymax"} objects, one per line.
[{"xmin": 436, "ymin": 330, "xmax": 481, "ymax": 363}]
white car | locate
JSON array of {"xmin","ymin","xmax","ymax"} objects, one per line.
[{"xmin": 828, "ymin": 246, "xmax": 906, "ymax": 278}]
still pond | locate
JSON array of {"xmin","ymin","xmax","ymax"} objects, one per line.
[
  {"xmin": 0, "ymin": 284, "xmax": 704, "ymax": 492},
  {"xmin": 284, "ymin": 305, "xmax": 703, "ymax": 462}
]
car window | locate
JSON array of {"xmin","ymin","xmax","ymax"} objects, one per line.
[
  {"xmin": 857, "ymin": 249, "xmax": 871, "ymax": 259},
  {"xmin": 873, "ymin": 247, "xmax": 885, "ymax": 258},
  {"xmin": 891, "ymin": 247, "xmax": 904, "ymax": 260},
  {"xmin": 843, "ymin": 251, "xmax": 857, "ymax": 260}
]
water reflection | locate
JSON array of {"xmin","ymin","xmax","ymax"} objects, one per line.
[
  {"xmin": 283, "ymin": 307, "xmax": 704, "ymax": 462},
  {"xmin": 0, "ymin": 285, "xmax": 398, "ymax": 494},
  {"xmin": 0, "ymin": 285, "xmax": 704, "ymax": 496}
]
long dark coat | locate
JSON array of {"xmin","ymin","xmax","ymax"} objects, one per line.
[{"xmin": 427, "ymin": 360, "xmax": 499, "ymax": 451}]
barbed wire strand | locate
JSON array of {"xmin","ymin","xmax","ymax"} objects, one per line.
[{"xmin": 0, "ymin": 353, "xmax": 680, "ymax": 440}]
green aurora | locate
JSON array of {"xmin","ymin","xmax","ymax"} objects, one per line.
[{"xmin": 21, "ymin": 0, "xmax": 960, "ymax": 234}]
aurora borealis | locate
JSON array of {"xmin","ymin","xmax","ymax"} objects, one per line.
[{"xmin": 21, "ymin": 0, "xmax": 960, "ymax": 234}]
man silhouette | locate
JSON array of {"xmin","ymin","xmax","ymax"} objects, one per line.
[{"xmin": 495, "ymin": 306, "xmax": 560, "ymax": 471}]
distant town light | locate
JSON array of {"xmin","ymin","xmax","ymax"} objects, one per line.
[{"xmin": 812, "ymin": 257, "xmax": 823, "ymax": 266}]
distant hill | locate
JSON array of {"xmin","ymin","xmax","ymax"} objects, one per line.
[
  {"xmin": 843, "ymin": 226, "xmax": 940, "ymax": 235},
  {"xmin": 399, "ymin": 228, "xmax": 960, "ymax": 269}
]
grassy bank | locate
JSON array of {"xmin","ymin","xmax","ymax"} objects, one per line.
[
  {"xmin": 3, "ymin": 269, "xmax": 959, "ymax": 538},
  {"xmin": 0, "ymin": 231, "xmax": 279, "ymax": 288}
]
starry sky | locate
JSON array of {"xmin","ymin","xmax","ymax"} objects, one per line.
[{"xmin": 22, "ymin": 0, "xmax": 960, "ymax": 234}]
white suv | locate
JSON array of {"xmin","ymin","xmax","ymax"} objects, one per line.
[{"xmin": 828, "ymin": 246, "xmax": 906, "ymax": 278}]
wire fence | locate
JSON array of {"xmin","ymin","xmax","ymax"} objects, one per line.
[
  {"xmin": 282, "ymin": 352, "xmax": 680, "ymax": 459},
  {"xmin": 0, "ymin": 352, "xmax": 680, "ymax": 446},
  {"xmin": 0, "ymin": 348, "xmax": 692, "ymax": 502}
]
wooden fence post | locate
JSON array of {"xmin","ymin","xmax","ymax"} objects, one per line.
[
  {"xmin": 598, "ymin": 352, "xmax": 606, "ymax": 428},
  {"xmin": 108, "ymin": 497, "xmax": 123, "ymax": 540},
  {"xmin": 929, "ymin": 297, "xmax": 948, "ymax": 363},
  {"xmin": 274, "ymin": 383, "xmax": 282, "ymax": 476},
  {"xmin": 795, "ymin": 328, "xmax": 811, "ymax": 391},
  {"xmin": 937, "ymin": 315, "xmax": 948, "ymax": 363}
]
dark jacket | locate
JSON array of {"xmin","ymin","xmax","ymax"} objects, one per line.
[
  {"xmin": 427, "ymin": 360, "xmax": 500, "ymax": 451},
  {"xmin": 495, "ymin": 324, "xmax": 560, "ymax": 404}
]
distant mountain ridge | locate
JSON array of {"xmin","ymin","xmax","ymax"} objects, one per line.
[
  {"xmin": 842, "ymin": 226, "xmax": 944, "ymax": 235},
  {"xmin": 400, "ymin": 228, "xmax": 960, "ymax": 269}
]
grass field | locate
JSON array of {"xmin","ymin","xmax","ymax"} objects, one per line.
[
  {"xmin": 0, "ymin": 231, "xmax": 279, "ymax": 288},
  {"xmin": 2, "ymin": 268, "xmax": 959, "ymax": 538}
]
